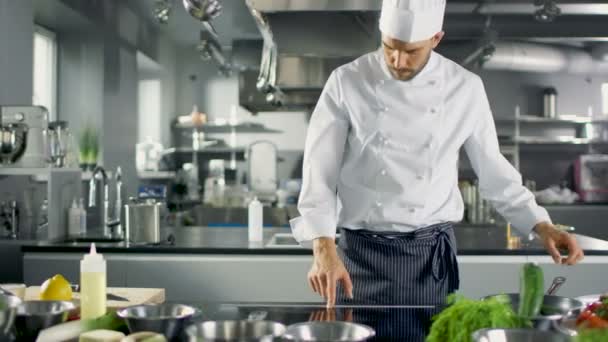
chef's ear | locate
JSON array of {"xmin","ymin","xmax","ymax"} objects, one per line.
[{"xmin": 431, "ymin": 31, "xmax": 445, "ymax": 49}]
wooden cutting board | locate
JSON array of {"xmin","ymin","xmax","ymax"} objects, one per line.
[{"xmin": 25, "ymin": 287, "xmax": 165, "ymax": 309}]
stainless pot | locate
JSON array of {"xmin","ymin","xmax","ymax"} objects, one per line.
[{"xmin": 125, "ymin": 198, "xmax": 162, "ymax": 244}]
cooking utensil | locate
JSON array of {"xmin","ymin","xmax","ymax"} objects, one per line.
[
  {"xmin": 186, "ymin": 320, "xmax": 287, "ymax": 342},
  {"xmin": 283, "ymin": 321, "xmax": 376, "ymax": 342},
  {"xmin": 0, "ymin": 290, "xmax": 21, "ymax": 337},
  {"xmin": 124, "ymin": 198, "xmax": 162, "ymax": 244},
  {"xmin": 69, "ymin": 284, "xmax": 129, "ymax": 302},
  {"xmin": 182, "ymin": 0, "xmax": 222, "ymax": 36},
  {"xmin": 483, "ymin": 294, "xmax": 584, "ymax": 330},
  {"xmin": 472, "ymin": 328, "xmax": 570, "ymax": 342},
  {"xmin": 14, "ymin": 300, "xmax": 75, "ymax": 340},
  {"xmin": 182, "ymin": 0, "xmax": 222, "ymax": 22},
  {"xmin": 117, "ymin": 304, "xmax": 200, "ymax": 340},
  {"xmin": 546, "ymin": 276, "xmax": 566, "ymax": 295}
]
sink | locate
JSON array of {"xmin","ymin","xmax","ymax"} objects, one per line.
[{"xmin": 265, "ymin": 233, "xmax": 340, "ymax": 248}]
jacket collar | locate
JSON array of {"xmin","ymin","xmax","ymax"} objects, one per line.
[{"xmin": 375, "ymin": 48, "xmax": 440, "ymax": 86}]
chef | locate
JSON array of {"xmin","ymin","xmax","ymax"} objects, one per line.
[{"xmin": 290, "ymin": 0, "xmax": 585, "ymax": 308}]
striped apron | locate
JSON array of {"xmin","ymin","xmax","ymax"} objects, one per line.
[{"xmin": 336, "ymin": 222, "xmax": 459, "ymax": 306}]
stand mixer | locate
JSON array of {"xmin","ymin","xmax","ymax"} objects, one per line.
[{"xmin": 0, "ymin": 106, "xmax": 48, "ymax": 168}]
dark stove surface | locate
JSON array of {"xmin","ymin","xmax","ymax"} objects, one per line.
[{"xmin": 194, "ymin": 303, "xmax": 443, "ymax": 341}]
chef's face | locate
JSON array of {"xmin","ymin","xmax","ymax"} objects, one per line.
[{"xmin": 382, "ymin": 32, "xmax": 444, "ymax": 81}]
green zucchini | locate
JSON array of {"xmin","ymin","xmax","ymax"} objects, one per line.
[{"xmin": 518, "ymin": 262, "xmax": 544, "ymax": 318}]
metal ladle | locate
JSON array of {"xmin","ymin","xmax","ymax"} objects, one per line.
[{"xmin": 182, "ymin": 0, "xmax": 222, "ymax": 35}]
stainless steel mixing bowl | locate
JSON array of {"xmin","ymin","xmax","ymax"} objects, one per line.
[
  {"xmin": 186, "ymin": 320, "xmax": 287, "ymax": 342},
  {"xmin": 0, "ymin": 291, "xmax": 21, "ymax": 337},
  {"xmin": 472, "ymin": 328, "xmax": 571, "ymax": 342},
  {"xmin": 117, "ymin": 303, "xmax": 200, "ymax": 340},
  {"xmin": 283, "ymin": 321, "xmax": 376, "ymax": 342},
  {"xmin": 14, "ymin": 300, "xmax": 75, "ymax": 340}
]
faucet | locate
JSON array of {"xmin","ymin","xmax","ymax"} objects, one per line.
[
  {"xmin": 0, "ymin": 200, "xmax": 18, "ymax": 239},
  {"xmin": 89, "ymin": 166, "xmax": 121, "ymax": 238}
]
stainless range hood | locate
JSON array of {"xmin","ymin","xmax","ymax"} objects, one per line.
[{"xmin": 239, "ymin": 0, "xmax": 608, "ymax": 112}]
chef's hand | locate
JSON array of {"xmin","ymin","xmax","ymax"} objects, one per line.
[
  {"xmin": 534, "ymin": 222, "xmax": 584, "ymax": 265},
  {"xmin": 309, "ymin": 237, "xmax": 353, "ymax": 308}
]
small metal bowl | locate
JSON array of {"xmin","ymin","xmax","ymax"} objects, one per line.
[
  {"xmin": 483, "ymin": 294, "xmax": 584, "ymax": 330},
  {"xmin": 117, "ymin": 304, "xmax": 200, "ymax": 340},
  {"xmin": 472, "ymin": 328, "xmax": 571, "ymax": 342},
  {"xmin": 0, "ymin": 292, "xmax": 21, "ymax": 337},
  {"xmin": 185, "ymin": 320, "xmax": 287, "ymax": 342},
  {"xmin": 283, "ymin": 321, "xmax": 376, "ymax": 342},
  {"xmin": 14, "ymin": 300, "xmax": 75, "ymax": 340}
]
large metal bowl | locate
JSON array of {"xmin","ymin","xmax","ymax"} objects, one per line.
[
  {"xmin": 472, "ymin": 328, "xmax": 572, "ymax": 342},
  {"xmin": 483, "ymin": 294, "xmax": 584, "ymax": 330},
  {"xmin": 14, "ymin": 300, "xmax": 75, "ymax": 340},
  {"xmin": 283, "ymin": 321, "xmax": 376, "ymax": 342},
  {"xmin": 185, "ymin": 320, "xmax": 287, "ymax": 342},
  {"xmin": 0, "ymin": 292, "xmax": 21, "ymax": 337},
  {"xmin": 117, "ymin": 304, "xmax": 200, "ymax": 341}
]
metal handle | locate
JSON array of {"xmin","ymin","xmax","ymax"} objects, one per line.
[{"xmin": 546, "ymin": 276, "xmax": 566, "ymax": 296}]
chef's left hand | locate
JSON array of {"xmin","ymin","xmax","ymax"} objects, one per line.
[{"xmin": 534, "ymin": 222, "xmax": 584, "ymax": 265}]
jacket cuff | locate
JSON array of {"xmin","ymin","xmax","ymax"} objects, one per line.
[
  {"xmin": 289, "ymin": 214, "xmax": 337, "ymax": 249},
  {"xmin": 510, "ymin": 205, "xmax": 552, "ymax": 235}
]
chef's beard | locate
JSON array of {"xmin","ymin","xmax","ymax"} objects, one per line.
[{"xmin": 387, "ymin": 52, "xmax": 432, "ymax": 82}]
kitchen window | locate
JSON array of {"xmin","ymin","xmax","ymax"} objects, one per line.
[
  {"xmin": 603, "ymin": 83, "xmax": 608, "ymax": 115},
  {"xmin": 32, "ymin": 25, "xmax": 57, "ymax": 121}
]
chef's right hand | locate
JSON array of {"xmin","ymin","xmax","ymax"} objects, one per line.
[{"xmin": 308, "ymin": 237, "xmax": 353, "ymax": 308}]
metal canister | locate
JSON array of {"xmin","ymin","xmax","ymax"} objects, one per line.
[
  {"xmin": 543, "ymin": 87, "xmax": 558, "ymax": 118},
  {"xmin": 124, "ymin": 198, "xmax": 162, "ymax": 244}
]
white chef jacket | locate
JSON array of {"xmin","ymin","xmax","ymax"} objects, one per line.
[{"xmin": 290, "ymin": 49, "xmax": 551, "ymax": 245}]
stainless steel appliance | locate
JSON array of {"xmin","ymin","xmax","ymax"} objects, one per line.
[
  {"xmin": 124, "ymin": 198, "xmax": 162, "ymax": 244},
  {"xmin": 575, "ymin": 154, "xmax": 608, "ymax": 203},
  {"xmin": 0, "ymin": 106, "xmax": 48, "ymax": 168}
]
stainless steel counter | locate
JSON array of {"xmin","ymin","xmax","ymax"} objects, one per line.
[{"xmin": 20, "ymin": 225, "xmax": 608, "ymax": 256}]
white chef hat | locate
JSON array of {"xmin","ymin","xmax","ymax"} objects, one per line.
[{"xmin": 379, "ymin": 0, "xmax": 446, "ymax": 43}]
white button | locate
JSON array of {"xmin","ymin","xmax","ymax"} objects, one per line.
[
  {"xmin": 425, "ymin": 142, "xmax": 432, "ymax": 149},
  {"xmin": 383, "ymin": 107, "xmax": 389, "ymax": 112},
  {"xmin": 380, "ymin": 169, "xmax": 387, "ymax": 176},
  {"xmin": 375, "ymin": 201, "xmax": 383, "ymax": 208}
]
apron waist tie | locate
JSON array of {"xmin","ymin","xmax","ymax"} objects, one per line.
[{"xmin": 432, "ymin": 227, "xmax": 459, "ymax": 290}]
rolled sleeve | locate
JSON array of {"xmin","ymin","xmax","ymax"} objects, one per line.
[
  {"xmin": 290, "ymin": 70, "xmax": 349, "ymax": 247},
  {"xmin": 464, "ymin": 77, "xmax": 551, "ymax": 234}
]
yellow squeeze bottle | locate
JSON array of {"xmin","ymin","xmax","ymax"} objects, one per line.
[{"xmin": 80, "ymin": 243, "xmax": 107, "ymax": 319}]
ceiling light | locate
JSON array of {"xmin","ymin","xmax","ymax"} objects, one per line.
[
  {"xmin": 533, "ymin": 0, "xmax": 562, "ymax": 23},
  {"xmin": 153, "ymin": 0, "xmax": 172, "ymax": 25}
]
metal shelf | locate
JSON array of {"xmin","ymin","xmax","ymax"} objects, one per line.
[
  {"xmin": 173, "ymin": 121, "xmax": 282, "ymax": 133},
  {"xmin": 0, "ymin": 167, "xmax": 52, "ymax": 176},
  {"xmin": 137, "ymin": 171, "xmax": 176, "ymax": 180},
  {"xmin": 497, "ymin": 115, "xmax": 608, "ymax": 124},
  {"xmin": 167, "ymin": 147, "xmax": 247, "ymax": 154},
  {"xmin": 500, "ymin": 137, "xmax": 608, "ymax": 145}
]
